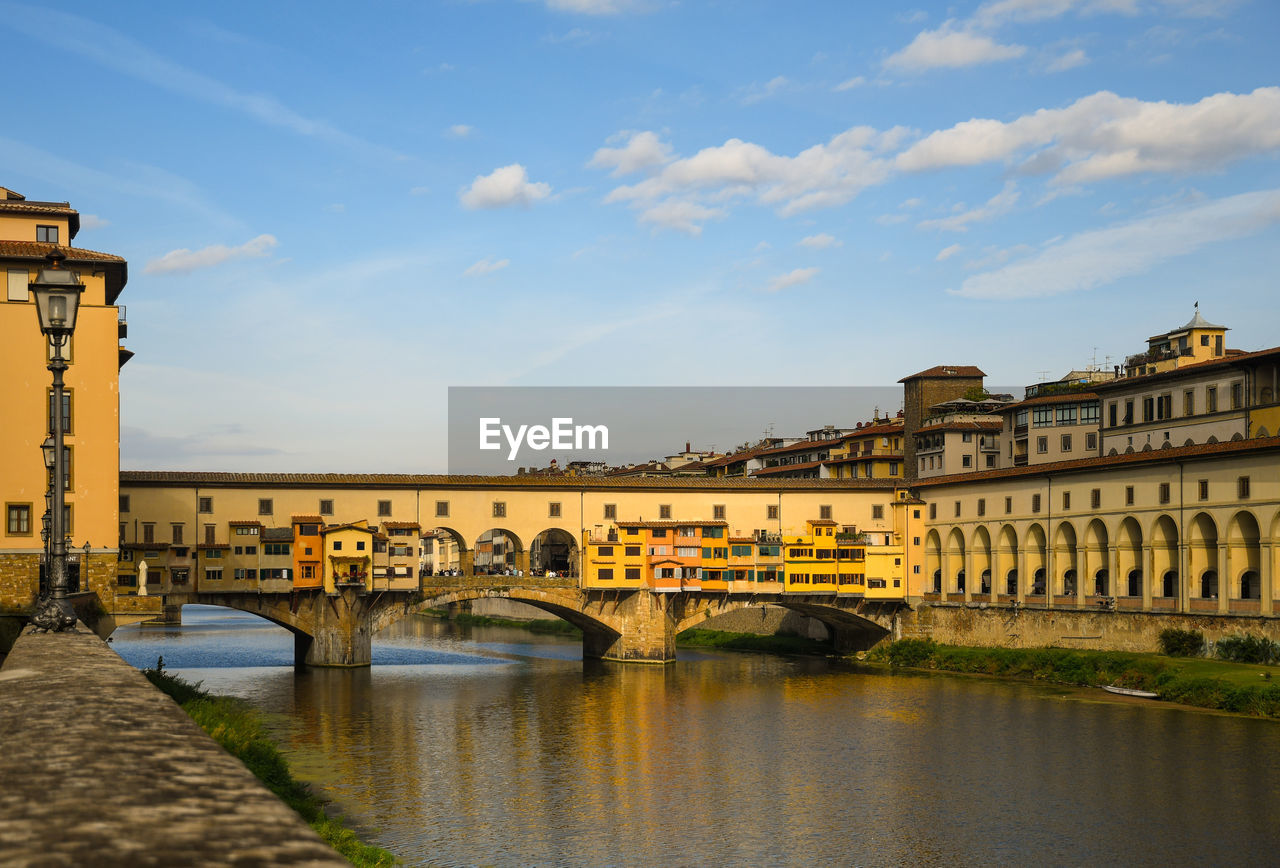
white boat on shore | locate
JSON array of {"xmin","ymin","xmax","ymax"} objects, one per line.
[{"xmin": 1102, "ymin": 684, "xmax": 1159, "ymax": 699}]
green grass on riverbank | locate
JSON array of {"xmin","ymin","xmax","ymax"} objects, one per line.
[
  {"xmin": 868, "ymin": 639, "xmax": 1280, "ymax": 719},
  {"xmin": 676, "ymin": 628, "xmax": 831, "ymax": 656},
  {"xmin": 419, "ymin": 609, "xmax": 582, "ymax": 635},
  {"xmin": 144, "ymin": 661, "xmax": 397, "ymax": 867}
]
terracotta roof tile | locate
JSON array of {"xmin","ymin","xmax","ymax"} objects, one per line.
[
  {"xmin": 997, "ymin": 392, "xmax": 1100, "ymax": 412},
  {"xmin": 383, "ymin": 521, "xmax": 421, "ymax": 529},
  {"xmin": 0, "ymin": 241, "xmax": 127, "ymax": 303},
  {"xmin": 915, "ymin": 420, "xmax": 1004, "ymax": 434},
  {"xmin": 615, "ymin": 520, "xmax": 729, "ymax": 529},
  {"xmin": 900, "ymin": 365, "xmax": 986, "ymax": 382},
  {"xmin": 290, "ymin": 515, "xmax": 324, "ymax": 523}
]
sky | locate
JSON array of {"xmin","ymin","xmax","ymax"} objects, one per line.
[{"xmin": 2, "ymin": 0, "xmax": 1278, "ymax": 472}]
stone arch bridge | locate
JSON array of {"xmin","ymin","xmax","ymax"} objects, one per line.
[{"xmin": 161, "ymin": 579, "xmax": 905, "ymax": 666}]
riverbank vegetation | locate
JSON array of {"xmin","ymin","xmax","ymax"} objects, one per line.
[
  {"xmin": 868, "ymin": 639, "xmax": 1280, "ymax": 719},
  {"xmin": 419, "ymin": 608, "xmax": 582, "ymax": 635},
  {"xmin": 144, "ymin": 659, "xmax": 397, "ymax": 867},
  {"xmin": 675, "ymin": 628, "xmax": 831, "ymax": 655}
]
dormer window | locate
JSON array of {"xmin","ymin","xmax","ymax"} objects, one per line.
[{"xmin": 36, "ymin": 225, "xmax": 58, "ymax": 243}]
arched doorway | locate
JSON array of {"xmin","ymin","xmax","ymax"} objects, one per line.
[
  {"xmin": 530, "ymin": 528, "xmax": 578, "ymax": 576},
  {"xmin": 997, "ymin": 525, "xmax": 1018, "ymax": 597},
  {"xmin": 1188, "ymin": 512, "xmax": 1220, "ymax": 606},
  {"xmin": 1227, "ymin": 511, "xmax": 1262, "ymax": 606},
  {"xmin": 947, "ymin": 528, "xmax": 966, "ymax": 594},
  {"xmin": 1025, "ymin": 524, "xmax": 1047, "ymax": 596},
  {"xmin": 1117, "ymin": 516, "xmax": 1143, "ymax": 599},
  {"xmin": 1085, "ymin": 518, "xmax": 1109, "ymax": 597},
  {"xmin": 925, "ymin": 530, "xmax": 942, "ymax": 594},
  {"xmin": 1054, "ymin": 521, "xmax": 1078, "ymax": 598},
  {"xmin": 973, "ymin": 526, "xmax": 992, "ymax": 597}
]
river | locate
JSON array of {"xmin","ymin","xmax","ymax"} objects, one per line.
[{"xmin": 112, "ymin": 605, "xmax": 1280, "ymax": 867}]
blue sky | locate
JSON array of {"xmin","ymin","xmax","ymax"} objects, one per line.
[{"xmin": 3, "ymin": 0, "xmax": 1278, "ymax": 471}]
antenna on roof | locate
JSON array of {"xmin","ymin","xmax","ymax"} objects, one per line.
[
  {"xmin": 1035, "ymin": 370, "xmax": 1050, "ymax": 382},
  {"xmin": 1195, "ymin": 300, "xmax": 1199, "ymax": 311}
]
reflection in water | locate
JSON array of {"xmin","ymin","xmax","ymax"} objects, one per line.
[{"xmin": 114, "ymin": 606, "xmax": 1280, "ymax": 867}]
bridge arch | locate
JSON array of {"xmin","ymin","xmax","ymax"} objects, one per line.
[
  {"xmin": 1226, "ymin": 510, "xmax": 1262, "ymax": 600},
  {"xmin": 473, "ymin": 528, "xmax": 524, "ymax": 575},
  {"xmin": 997, "ymin": 524, "xmax": 1019, "ymax": 595},
  {"xmin": 672, "ymin": 596, "xmax": 896, "ymax": 653}
]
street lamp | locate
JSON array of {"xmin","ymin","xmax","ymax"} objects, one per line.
[{"xmin": 29, "ymin": 251, "xmax": 84, "ymax": 633}]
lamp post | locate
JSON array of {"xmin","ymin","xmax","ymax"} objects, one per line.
[{"xmin": 29, "ymin": 251, "xmax": 84, "ymax": 633}]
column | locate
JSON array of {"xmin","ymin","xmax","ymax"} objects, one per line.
[
  {"xmin": 1219, "ymin": 543, "xmax": 1231, "ymax": 615},
  {"xmin": 1142, "ymin": 544, "xmax": 1154, "ymax": 611},
  {"xmin": 963, "ymin": 547, "xmax": 973, "ymax": 603},
  {"xmin": 1017, "ymin": 548, "xmax": 1027, "ymax": 604},
  {"xmin": 1261, "ymin": 542, "xmax": 1274, "ymax": 617}
]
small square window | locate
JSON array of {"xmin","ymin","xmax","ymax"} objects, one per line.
[
  {"xmin": 819, "ymin": 505, "xmax": 832, "ymax": 520},
  {"xmin": 493, "ymin": 501, "xmax": 506, "ymax": 518},
  {"xmin": 929, "ymin": 503, "xmax": 937, "ymax": 520},
  {"xmin": 1238, "ymin": 476, "xmax": 1251, "ymax": 499},
  {"xmin": 6, "ymin": 503, "xmax": 32, "ymax": 536},
  {"xmin": 436, "ymin": 501, "xmax": 449, "ymax": 517},
  {"xmin": 378, "ymin": 500, "xmax": 392, "ymax": 517},
  {"xmin": 713, "ymin": 504, "xmax": 726, "ymax": 520},
  {"xmin": 120, "ymin": 495, "xmax": 130, "ymax": 513},
  {"xmin": 1036, "ymin": 436, "xmax": 1048, "ymax": 454},
  {"xmin": 962, "ymin": 455, "xmax": 972, "ymax": 467},
  {"xmin": 356, "ymin": 540, "xmax": 365, "ymax": 551},
  {"xmin": 1125, "ymin": 486, "xmax": 1134, "ymax": 506},
  {"xmin": 767, "ymin": 504, "xmax": 779, "ymax": 520},
  {"xmin": 333, "ymin": 541, "xmax": 343, "ymax": 551},
  {"xmin": 198, "ymin": 497, "xmax": 213, "ymax": 514},
  {"xmin": 319, "ymin": 499, "xmax": 334, "ymax": 516},
  {"xmin": 1061, "ymin": 434, "xmax": 1072, "ymax": 452},
  {"xmin": 1091, "ymin": 489, "xmax": 1101, "ymax": 509},
  {"xmin": 604, "ymin": 503, "xmax": 617, "ymax": 520},
  {"xmin": 1062, "ymin": 491, "xmax": 1071, "ymax": 510},
  {"xmin": 1032, "ymin": 494, "xmax": 1042, "ymax": 513},
  {"xmin": 547, "ymin": 502, "xmax": 562, "ymax": 518},
  {"xmin": 659, "ymin": 504, "xmax": 672, "ymax": 519},
  {"xmin": 872, "ymin": 505, "xmax": 884, "ymax": 520},
  {"xmin": 977, "ymin": 498, "xmax": 985, "ymax": 517},
  {"xmin": 1198, "ymin": 479, "xmax": 1209, "ymax": 501},
  {"xmin": 258, "ymin": 498, "xmax": 273, "ymax": 516},
  {"xmin": 1159, "ymin": 483, "xmax": 1171, "ymax": 504},
  {"xmin": 36, "ymin": 225, "xmax": 59, "ymax": 243}
]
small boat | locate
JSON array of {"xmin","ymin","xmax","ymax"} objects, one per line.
[{"xmin": 1102, "ymin": 684, "xmax": 1159, "ymax": 699}]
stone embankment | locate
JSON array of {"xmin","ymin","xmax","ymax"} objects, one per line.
[{"xmin": 0, "ymin": 625, "xmax": 347, "ymax": 867}]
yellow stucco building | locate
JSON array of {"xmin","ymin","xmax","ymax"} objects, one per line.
[{"xmin": 0, "ymin": 187, "xmax": 137, "ymax": 618}]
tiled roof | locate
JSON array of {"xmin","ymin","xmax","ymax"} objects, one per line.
[
  {"xmin": 616, "ymin": 520, "xmax": 729, "ymax": 529},
  {"xmin": 0, "ymin": 199, "xmax": 80, "ymax": 237},
  {"xmin": 914, "ymin": 435, "xmax": 1280, "ymax": 487},
  {"xmin": 322, "ymin": 522, "xmax": 376, "ymax": 535},
  {"xmin": 383, "ymin": 521, "xmax": 421, "ymax": 529},
  {"xmin": 261, "ymin": 527, "xmax": 294, "ymax": 542},
  {"xmin": 119, "ymin": 471, "xmax": 906, "ymax": 491},
  {"xmin": 915, "ymin": 420, "xmax": 1004, "ymax": 434},
  {"xmin": 752, "ymin": 460, "xmax": 826, "ymax": 475},
  {"xmin": 228, "ymin": 520, "xmax": 262, "ymax": 526},
  {"xmin": 1095, "ymin": 344, "xmax": 1280, "ymax": 390},
  {"xmin": 0, "ymin": 241, "xmax": 127, "ymax": 303},
  {"xmin": 291, "ymin": 515, "xmax": 324, "ymax": 523},
  {"xmin": 997, "ymin": 392, "xmax": 1100, "ymax": 412},
  {"xmin": 899, "ymin": 365, "xmax": 986, "ymax": 382},
  {"xmin": 822, "ymin": 453, "xmax": 902, "ymax": 465}
]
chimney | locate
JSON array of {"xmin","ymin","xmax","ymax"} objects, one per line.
[{"xmin": 686, "ymin": 441, "xmax": 691, "ymax": 453}]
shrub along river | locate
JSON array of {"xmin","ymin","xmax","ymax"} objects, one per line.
[{"xmin": 114, "ymin": 606, "xmax": 1280, "ymax": 867}]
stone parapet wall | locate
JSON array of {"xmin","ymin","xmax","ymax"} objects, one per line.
[
  {"xmin": 0, "ymin": 627, "xmax": 347, "ymax": 865},
  {"xmin": 0, "ymin": 553, "xmax": 38, "ymax": 614},
  {"xmin": 903, "ymin": 602, "xmax": 1280, "ymax": 652}
]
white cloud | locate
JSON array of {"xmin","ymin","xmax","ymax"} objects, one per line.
[
  {"xmin": 900, "ymin": 197, "xmax": 923, "ymax": 209},
  {"xmin": 409, "ymin": 185, "xmax": 431, "ymax": 196},
  {"xmin": 896, "ymin": 87, "xmax": 1280, "ymax": 184},
  {"xmin": 919, "ymin": 182, "xmax": 1020, "ymax": 231},
  {"xmin": 145, "ymin": 234, "xmax": 279, "ymax": 275},
  {"xmin": 459, "ymin": 164, "xmax": 552, "ymax": 209},
  {"xmin": 884, "ymin": 21, "xmax": 1026, "ymax": 71},
  {"xmin": 463, "ymin": 258, "xmax": 510, "ymax": 277},
  {"xmin": 601, "ymin": 126, "xmax": 901, "ymax": 232},
  {"xmin": 738, "ymin": 76, "xmax": 789, "ymax": 105},
  {"xmin": 588, "ymin": 131, "xmax": 674, "ymax": 176},
  {"xmin": 834, "ymin": 76, "xmax": 866, "ymax": 91},
  {"xmin": 798, "ymin": 233, "xmax": 842, "ymax": 249},
  {"xmin": 447, "ymin": 124, "xmax": 473, "ymax": 138},
  {"xmin": 952, "ymin": 188, "xmax": 1280, "ymax": 298},
  {"xmin": 544, "ymin": 27, "xmax": 596, "ymax": 44},
  {"xmin": 80, "ymin": 214, "xmax": 110, "ymax": 229},
  {"xmin": 765, "ymin": 267, "xmax": 819, "ymax": 292},
  {"xmin": 936, "ymin": 243, "xmax": 963, "ymax": 261},
  {"xmin": 1046, "ymin": 48, "xmax": 1089, "ymax": 71},
  {"xmin": 546, "ymin": 0, "xmax": 640, "ymax": 13},
  {"xmin": 637, "ymin": 201, "xmax": 725, "ymax": 236}
]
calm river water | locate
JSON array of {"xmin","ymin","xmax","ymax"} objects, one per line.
[{"xmin": 113, "ymin": 606, "xmax": 1280, "ymax": 867}]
